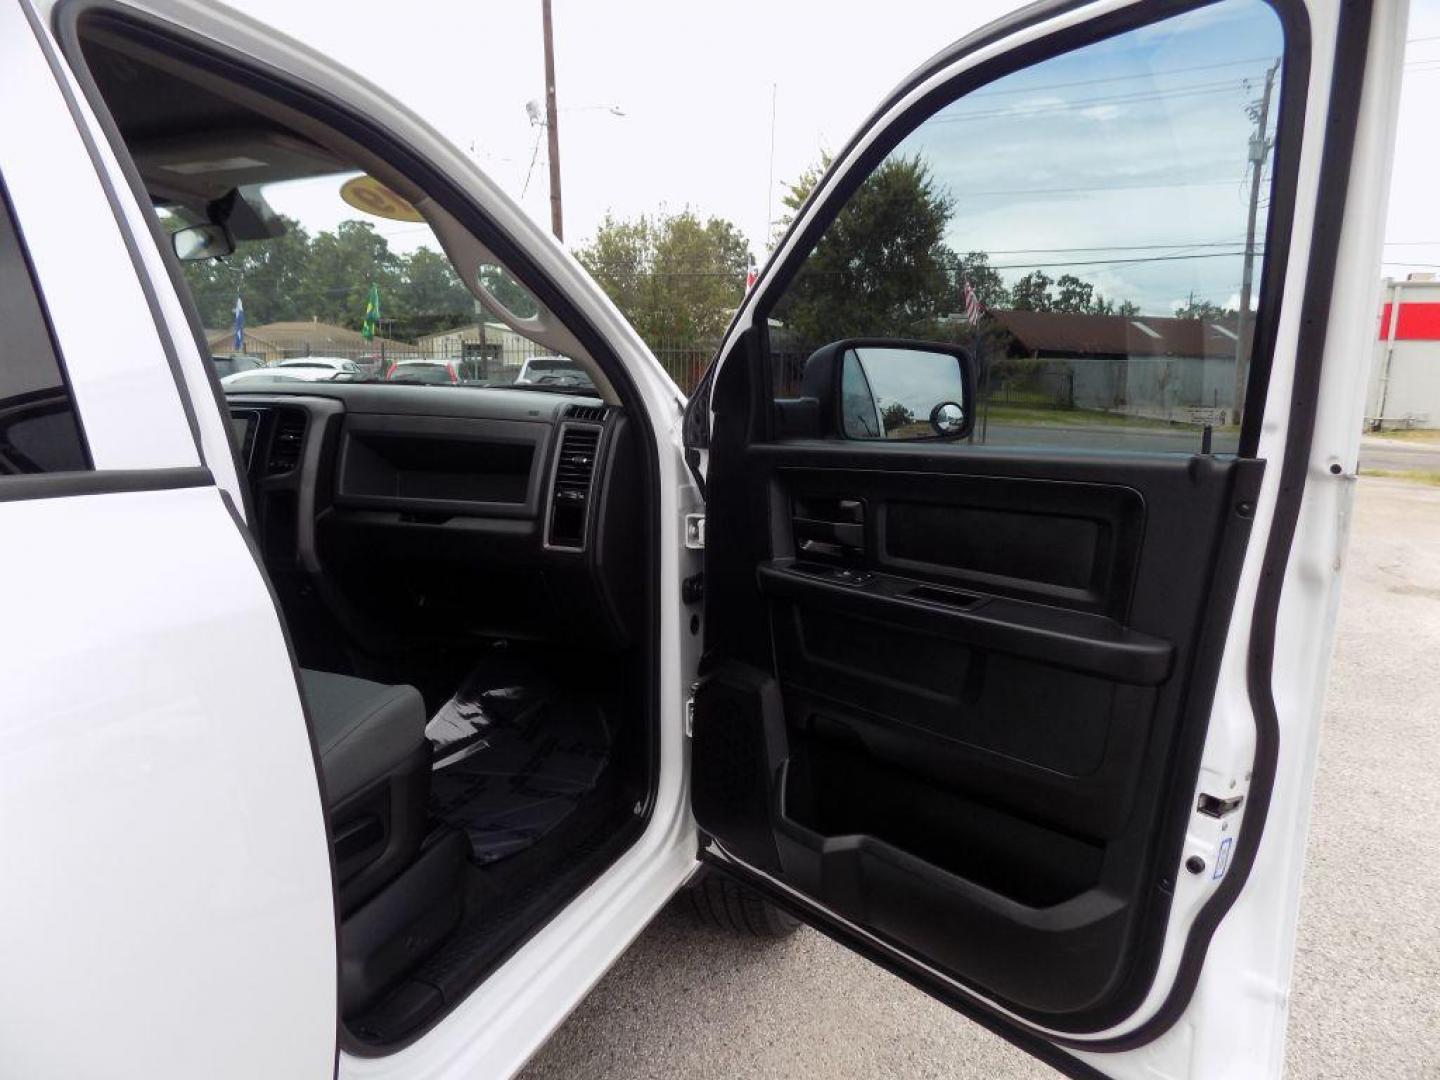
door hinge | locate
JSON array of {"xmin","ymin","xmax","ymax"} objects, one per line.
[
  {"xmin": 684, "ymin": 513, "xmax": 706, "ymax": 549},
  {"xmin": 685, "ymin": 696, "xmax": 695, "ymax": 737},
  {"xmin": 1197, "ymin": 792, "xmax": 1245, "ymax": 818}
]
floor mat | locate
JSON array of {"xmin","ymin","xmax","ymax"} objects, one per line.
[{"xmin": 426, "ymin": 662, "xmax": 612, "ymax": 865}]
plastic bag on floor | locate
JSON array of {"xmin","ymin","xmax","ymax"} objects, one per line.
[{"xmin": 425, "ymin": 656, "xmax": 613, "ymax": 864}]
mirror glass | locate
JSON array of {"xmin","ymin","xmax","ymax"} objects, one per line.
[
  {"xmin": 841, "ymin": 347, "xmax": 966, "ymax": 440},
  {"xmin": 930, "ymin": 401, "xmax": 965, "ymax": 436},
  {"xmin": 172, "ymin": 223, "xmax": 234, "ymax": 262}
]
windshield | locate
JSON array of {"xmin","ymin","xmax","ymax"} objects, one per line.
[{"xmin": 172, "ymin": 173, "xmax": 590, "ymax": 392}]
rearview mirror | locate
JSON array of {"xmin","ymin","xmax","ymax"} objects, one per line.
[
  {"xmin": 172, "ymin": 223, "xmax": 234, "ymax": 262},
  {"xmin": 797, "ymin": 339, "xmax": 974, "ymax": 442}
]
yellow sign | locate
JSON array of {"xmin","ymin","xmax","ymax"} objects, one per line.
[{"xmin": 340, "ymin": 176, "xmax": 425, "ymax": 222}]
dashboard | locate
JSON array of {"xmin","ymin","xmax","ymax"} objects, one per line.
[{"xmin": 226, "ymin": 384, "xmax": 644, "ymax": 656}]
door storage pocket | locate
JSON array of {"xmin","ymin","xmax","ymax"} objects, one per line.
[{"xmin": 772, "ymin": 743, "xmax": 1130, "ymax": 1016}]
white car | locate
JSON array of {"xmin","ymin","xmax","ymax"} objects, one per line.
[
  {"xmin": 0, "ymin": 1, "xmax": 1406, "ymax": 1079},
  {"xmin": 515, "ymin": 354, "xmax": 594, "ymax": 389},
  {"xmin": 275, "ymin": 356, "xmax": 362, "ymax": 377}
]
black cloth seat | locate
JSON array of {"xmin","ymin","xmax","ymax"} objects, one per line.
[
  {"xmin": 299, "ymin": 668, "xmax": 432, "ymax": 913},
  {"xmin": 301, "ymin": 669, "xmax": 427, "ymax": 806}
]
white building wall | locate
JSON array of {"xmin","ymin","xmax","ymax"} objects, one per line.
[{"xmin": 1366, "ymin": 277, "xmax": 1440, "ymax": 429}]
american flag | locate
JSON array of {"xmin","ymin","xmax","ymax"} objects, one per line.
[{"xmin": 963, "ymin": 277, "xmax": 982, "ymax": 327}]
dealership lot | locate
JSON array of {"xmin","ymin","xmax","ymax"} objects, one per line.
[{"xmin": 523, "ymin": 476, "xmax": 1440, "ymax": 1080}]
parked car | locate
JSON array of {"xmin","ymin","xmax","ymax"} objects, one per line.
[
  {"xmin": 515, "ymin": 354, "xmax": 594, "ymax": 389},
  {"xmin": 220, "ymin": 366, "xmax": 347, "ymax": 387},
  {"xmin": 0, "ymin": 0, "xmax": 1406, "ymax": 1078},
  {"xmin": 275, "ymin": 356, "xmax": 362, "ymax": 378},
  {"xmin": 210, "ymin": 352, "xmax": 264, "ymax": 378},
  {"xmin": 385, "ymin": 358, "xmax": 459, "ymax": 384}
]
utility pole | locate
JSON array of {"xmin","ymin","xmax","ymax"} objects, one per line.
[
  {"xmin": 1233, "ymin": 59, "xmax": 1279, "ymax": 423},
  {"xmin": 541, "ymin": 0, "xmax": 564, "ymax": 242},
  {"xmin": 766, "ymin": 83, "xmax": 777, "ymax": 243}
]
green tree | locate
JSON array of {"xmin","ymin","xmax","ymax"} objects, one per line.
[
  {"xmin": 175, "ymin": 214, "xmax": 315, "ymax": 328},
  {"xmin": 772, "ymin": 154, "xmax": 831, "ymax": 245},
  {"xmin": 390, "ymin": 247, "xmax": 474, "ymax": 337},
  {"xmin": 773, "ymin": 154, "xmax": 957, "ymax": 345},
  {"xmin": 1173, "ymin": 296, "xmax": 1233, "ymax": 320},
  {"xmin": 954, "ymin": 251, "xmax": 1009, "ymax": 310},
  {"xmin": 575, "ymin": 209, "xmax": 751, "ymax": 346},
  {"xmin": 1053, "ymin": 273, "xmax": 1120, "ymax": 316},
  {"xmin": 477, "ymin": 264, "xmax": 540, "ymax": 318},
  {"xmin": 1054, "ymin": 274, "xmax": 1095, "ymax": 313},
  {"xmin": 880, "ymin": 401, "xmax": 915, "ymax": 430},
  {"xmin": 1009, "ymin": 270, "xmax": 1055, "ymax": 311},
  {"xmin": 306, "ymin": 220, "xmax": 403, "ymax": 329}
]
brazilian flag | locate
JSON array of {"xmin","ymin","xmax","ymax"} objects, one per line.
[{"xmin": 361, "ymin": 283, "xmax": 381, "ymax": 341}]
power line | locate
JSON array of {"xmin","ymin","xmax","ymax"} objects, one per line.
[
  {"xmin": 959, "ymin": 175, "xmax": 1249, "ymax": 197},
  {"xmin": 929, "ymin": 78, "xmax": 1252, "ymax": 125},
  {"xmin": 959, "ymin": 54, "xmax": 1278, "ymax": 98},
  {"xmin": 986, "ymin": 250, "xmax": 1255, "ymax": 270},
  {"xmin": 976, "ymin": 239, "xmax": 1247, "ymax": 255}
]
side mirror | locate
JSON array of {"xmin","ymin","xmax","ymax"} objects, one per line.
[
  {"xmin": 797, "ymin": 339, "xmax": 974, "ymax": 441},
  {"xmin": 172, "ymin": 223, "xmax": 235, "ymax": 262}
]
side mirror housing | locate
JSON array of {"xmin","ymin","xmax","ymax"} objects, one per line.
[{"xmin": 798, "ymin": 338, "xmax": 975, "ymax": 441}]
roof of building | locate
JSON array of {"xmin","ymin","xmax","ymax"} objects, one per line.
[
  {"xmin": 414, "ymin": 321, "xmax": 522, "ymax": 345},
  {"xmin": 992, "ymin": 309, "xmax": 1240, "ymax": 359},
  {"xmin": 205, "ymin": 320, "xmax": 410, "ymax": 354}
]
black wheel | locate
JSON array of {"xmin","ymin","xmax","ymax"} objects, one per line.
[{"xmin": 687, "ymin": 871, "xmax": 801, "ymax": 938}]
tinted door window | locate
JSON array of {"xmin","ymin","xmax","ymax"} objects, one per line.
[
  {"xmin": 0, "ymin": 183, "xmax": 89, "ymax": 474},
  {"xmin": 768, "ymin": 0, "xmax": 1286, "ymax": 454}
]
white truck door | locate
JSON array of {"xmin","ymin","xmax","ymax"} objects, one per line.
[
  {"xmin": 0, "ymin": 4, "xmax": 337, "ymax": 1077},
  {"xmin": 687, "ymin": 0, "xmax": 1407, "ymax": 1076}
]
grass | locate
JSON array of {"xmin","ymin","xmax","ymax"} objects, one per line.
[
  {"xmin": 1365, "ymin": 427, "xmax": 1440, "ymax": 443},
  {"xmin": 1360, "ymin": 467, "xmax": 1440, "ymax": 486},
  {"xmin": 983, "ymin": 403, "xmax": 1238, "ymax": 432}
]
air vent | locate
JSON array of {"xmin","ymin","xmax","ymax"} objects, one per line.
[
  {"xmin": 563, "ymin": 403, "xmax": 608, "ymax": 423},
  {"xmin": 546, "ymin": 423, "xmax": 601, "ymax": 549},
  {"xmin": 266, "ymin": 409, "xmax": 307, "ymax": 475}
]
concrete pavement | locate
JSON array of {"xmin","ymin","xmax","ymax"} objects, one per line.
[
  {"xmin": 521, "ymin": 477, "xmax": 1440, "ymax": 1080},
  {"xmin": 1358, "ymin": 434, "xmax": 1440, "ymax": 474}
]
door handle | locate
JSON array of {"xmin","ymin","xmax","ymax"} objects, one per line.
[
  {"xmin": 793, "ymin": 497, "xmax": 866, "ymax": 553},
  {"xmin": 794, "ymin": 517, "xmax": 865, "ymax": 548}
]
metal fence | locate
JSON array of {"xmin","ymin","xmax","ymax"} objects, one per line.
[{"xmin": 232, "ymin": 331, "xmax": 719, "ymax": 392}]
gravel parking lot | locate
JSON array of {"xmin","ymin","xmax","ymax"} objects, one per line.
[{"xmin": 522, "ymin": 476, "xmax": 1440, "ymax": 1080}]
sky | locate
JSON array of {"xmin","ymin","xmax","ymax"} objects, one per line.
[
  {"xmin": 237, "ymin": 0, "xmax": 1440, "ymax": 307},
  {"xmin": 887, "ymin": 0, "xmax": 1283, "ymax": 313}
]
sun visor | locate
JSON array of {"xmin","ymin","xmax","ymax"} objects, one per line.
[{"xmin": 130, "ymin": 129, "xmax": 345, "ymax": 204}]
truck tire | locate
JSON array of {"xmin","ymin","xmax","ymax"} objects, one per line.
[{"xmin": 687, "ymin": 872, "xmax": 801, "ymax": 938}]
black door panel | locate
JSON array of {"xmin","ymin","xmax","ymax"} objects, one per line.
[{"xmin": 694, "ymin": 424, "xmax": 1266, "ymax": 1028}]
